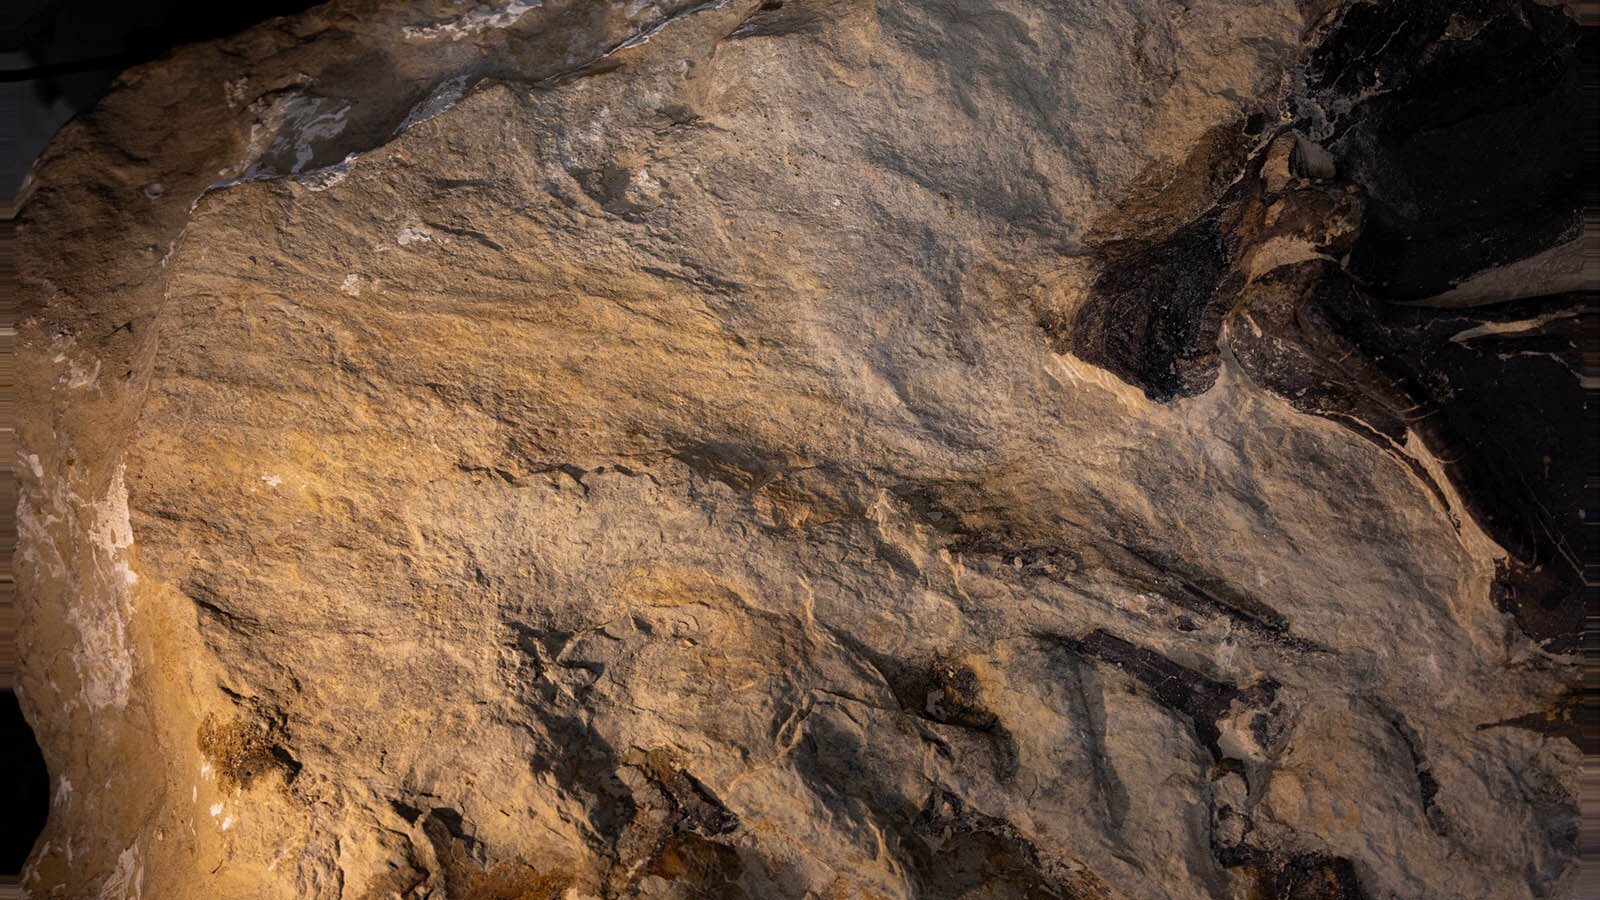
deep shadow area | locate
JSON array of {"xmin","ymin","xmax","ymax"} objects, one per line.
[
  {"xmin": 0, "ymin": 689, "xmax": 49, "ymax": 874},
  {"xmin": 4, "ymin": 0, "xmax": 327, "ymax": 97},
  {"xmin": 2, "ymin": 0, "xmax": 325, "ymax": 197},
  {"xmin": 1306, "ymin": 0, "xmax": 1585, "ymax": 300}
]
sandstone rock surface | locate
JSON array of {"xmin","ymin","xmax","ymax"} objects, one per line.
[{"xmin": 14, "ymin": 1, "xmax": 1586, "ymax": 898}]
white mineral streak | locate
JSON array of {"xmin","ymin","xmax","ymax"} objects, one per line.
[
  {"xmin": 20, "ymin": 452, "xmax": 137, "ymax": 712},
  {"xmin": 396, "ymin": 224, "xmax": 434, "ymax": 245},
  {"xmin": 403, "ymin": 1, "xmax": 543, "ymax": 41},
  {"xmin": 94, "ymin": 847, "xmax": 143, "ymax": 900},
  {"xmin": 1449, "ymin": 308, "xmax": 1582, "ymax": 344},
  {"xmin": 397, "ymin": 74, "xmax": 471, "ymax": 131}
]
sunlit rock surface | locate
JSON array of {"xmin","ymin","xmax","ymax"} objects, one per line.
[{"xmin": 14, "ymin": 1, "xmax": 1584, "ymax": 897}]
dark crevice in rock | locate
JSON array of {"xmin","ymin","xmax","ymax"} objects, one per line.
[
  {"xmin": 911, "ymin": 789, "xmax": 1112, "ymax": 900},
  {"xmin": 184, "ymin": 575, "xmax": 270, "ymax": 635},
  {"xmin": 1060, "ymin": 656, "xmax": 1132, "ymax": 837},
  {"xmin": 1205, "ymin": 763, "xmax": 1371, "ymax": 898},
  {"xmin": 389, "ymin": 799, "xmax": 424, "ymax": 824},
  {"xmin": 1303, "ymin": 0, "xmax": 1583, "ymax": 300},
  {"xmin": 1064, "ymin": 218, "xmax": 1230, "ymax": 401},
  {"xmin": 729, "ymin": 0, "xmax": 826, "ymax": 41},
  {"xmin": 456, "ymin": 462, "xmax": 523, "ymax": 486},
  {"xmin": 637, "ymin": 831, "xmax": 747, "ymax": 897},
  {"xmin": 1046, "ymin": 629, "xmax": 1247, "ymax": 761},
  {"xmin": 1087, "ymin": 117, "xmax": 1266, "ymax": 245},
  {"xmin": 1114, "ymin": 544, "xmax": 1313, "ymax": 648},
  {"xmin": 1475, "ymin": 694, "xmax": 1584, "ymax": 751},
  {"xmin": 1381, "ymin": 709, "xmax": 1446, "ymax": 835},
  {"xmin": 423, "ymin": 807, "xmax": 478, "ymax": 857},
  {"xmin": 1225, "ymin": 263, "xmax": 1414, "ymax": 447},
  {"xmin": 890, "ymin": 477, "xmax": 1334, "ymax": 656},
  {"xmin": 1233, "ymin": 851, "xmax": 1368, "ymax": 900},
  {"xmin": 609, "ymin": 748, "xmax": 748, "ymax": 893},
  {"xmin": 1057, "ymin": 114, "xmax": 1278, "ymax": 403},
  {"xmin": 822, "ymin": 636, "xmax": 1021, "ymax": 783},
  {"xmin": 419, "ymin": 219, "xmax": 507, "ymax": 253},
  {"xmin": 659, "ymin": 768, "xmax": 740, "ymax": 838},
  {"xmin": 673, "ymin": 441, "xmax": 790, "ymax": 493},
  {"xmin": 920, "ymin": 658, "xmax": 1020, "ymax": 784},
  {"xmin": 921, "ymin": 658, "xmax": 998, "ymax": 732}
]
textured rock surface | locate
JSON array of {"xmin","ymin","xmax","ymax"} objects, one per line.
[{"xmin": 14, "ymin": 1, "xmax": 1586, "ymax": 898}]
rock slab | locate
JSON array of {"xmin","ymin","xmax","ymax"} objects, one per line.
[{"xmin": 14, "ymin": 1, "xmax": 1585, "ymax": 898}]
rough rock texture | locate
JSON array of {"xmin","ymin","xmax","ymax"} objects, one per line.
[{"xmin": 13, "ymin": 1, "xmax": 1587, "ymax": 898}]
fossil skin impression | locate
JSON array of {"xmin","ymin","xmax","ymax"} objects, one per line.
[{"xmin": 13, "ymin": 1, "xmax": 1583, "ymax": 898}]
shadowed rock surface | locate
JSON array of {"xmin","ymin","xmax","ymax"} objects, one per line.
[{"xmin": 14, "ymin": 1, "xmax": 1586, "ymax": 898}]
